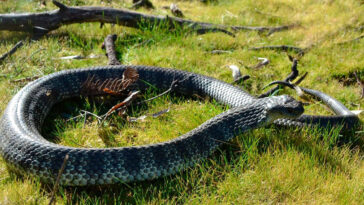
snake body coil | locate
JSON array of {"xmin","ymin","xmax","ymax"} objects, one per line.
[{"xmin": 0, "ymin": 66, "xmax": 355, "ymax": 186}]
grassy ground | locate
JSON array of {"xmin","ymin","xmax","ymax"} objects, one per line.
[{"xmin": 0, "ymin": 0, "xmax": 363, "ymax": 204}]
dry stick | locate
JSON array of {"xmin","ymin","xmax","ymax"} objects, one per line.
[
  {"xmin": 48, "ymin": 154, "xmax": 69, "ymax": 205},
  {"xmin": 0, "ymin": 31, "xmax": 47, "ymax": 63},
  {"xmin": 249, "ymin": 45, "xmax": 306, "ymax": 56},
  {"xmin": 294, "ymin": 72, "xmax": 308, "ymax": 85},
  {"xmin": 138, "ymin": 79, "xmax": 179, "ymax": 104},
  {"xmin": 353, "ymin": 71, "xmax": 364, "ymax": 98},
  {"xmin": 0, "ymin": 41, "xmax": 24, "ymax": 63},
  {"xmin": 233, "ymin": 75, "xmax": 250, "ymax": 85},
  {"xmin": 101, "ymin": 91, "xmax": 141, "ymax": 121},
  {"xmin": 130, "ymin": 0, "xmax": 155, "ymax": 9},
  {"xmin": 65, "ymin": 110, "xmax": 102, "ymax": 124},
  {"xmin": 258, "ymin": 58, "xmax": 299, "ymax": 98},
  {"xmin": 170, "ymin": 4, "xmax": 184, "ymax": 18},
  {"xmin": 10, "ymin": 75, "xmax": 41, "ymax": 83},
  {"xmin": 336, "ymin": 34, "xmax": 364, "ymax": 45},
  {"xmin": 251, "ymin": 57, "xmax": 270, "ymax": 69},
  {"xmin": 102, "ymin": 34, "xmax": 121, "ymax": 65},
  {"xmin": 102, "ymin": 79, "xmax": 181, "ymax": 122},
  {"xmin": 0, "ymin": 1, "xmax": 295, "ymax": 37},
  {"xmin": 232, "ymin": 24, "xmax": 298, "ymax": 35}
]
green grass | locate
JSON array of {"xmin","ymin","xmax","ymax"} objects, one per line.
[{"xmin": 0, "ymin": 0, "xmax": 363, "ymax": 204}]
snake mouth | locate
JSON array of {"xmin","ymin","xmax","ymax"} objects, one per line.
[
  {"xmin": 267, "ymin": 95, "xmax": 304, "ymax": 120},
  {"xmin": 283, "ymin": 100, "xmax": 304, "ymax": 118}
]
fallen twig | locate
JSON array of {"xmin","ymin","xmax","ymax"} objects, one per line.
[
  {"xmin": 233, "ymin": 75, "xmax": 250, "ymax": 85},
  {"xmin": 294, "ymin": 72, "xmax": 308, "ymax": 85},
  {"xmin": 263, "ymin": 80, "xmax": 304, "ymax": 97},
  {"xmin": 102, "ymin": 90, "xmax": 140, "ymax": 120},
  {"xmin": 336, "ymin": 35, "xmax": 364, "ymax": 45},
  {"xmin": 249, "ymin": 45, "xmax": 305, "ymax": 55},
  {"xmin": 210, "ymin": 50, "xmax": 232, "ymax": 54},
  {"xmin": 0, "ymin": 1, "xmax": 295, "ymax": 37},
  {"xmin": 132, "ymin": 39, "xmax": 152, "ymax": 48},
  {"xmin": 58, "ymin": 55, "xmax": 85, "ymax": 60},
  {"xmin": 228, "ymin": 65, "xmax": 242, "ymax": 82},
  {"xmin": 10, "ymin": 75, "xmax": 41, "ymax": 83},
  {"xmin": 48, "ymin": 154, "xmax": 69, "ymax": 205},
  {"xmin": 0, "ymin": 41, "xmax": 24, "ymax": 63},
  {"xmin": 81, "ymin": 110, "xmax": 103, "ymax": 121},
  {"xmin": 139, "ymin": 80, "xmax": 179, "ymax": 104},
  {"xmin": 130, "ymin": 0, "xmax": 155, "ymax": 10},
  {"xmin": 251, "ymin": 57, "xmax": 270, "ymax": 69},
  {"xmin": 128, "ymin": 107, "xmax": 170, "ymax": 122},
  {"xmin": 152, "ymin": 108, "xmax": 170, "ymax": 118},
  {"xmin": 170, "ymin": 4, "xmax": 184, "ymax": 18},
  {"xmin": 232, "ymin": 24, "xmax": 298, "ymax": 35},
  {"xmin": 353, "ymin": 71, "xmax": 364, "ymax": 98},
  {"xmin": 102, "ymin": 34, "xmax": 121, "ymax": 65},
  {"xmin": 259, "ymin": 57, "xmax": 300, "ymax": 98}
]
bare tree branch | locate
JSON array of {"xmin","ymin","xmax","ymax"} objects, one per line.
[
  {"xmin": 0, "ymin": 1, "xmax": 295, "ymax": 37},
  {"xmin": 353, "ymin": 71, "xmax": 364, "ymax": 98},
  {"xmin": 232, "ymin": 24, "xmax": 298, "ymax": 35},
  {"xmin": 249, "ymin": 45, "xmax": 305, "ymax": 55},
  {"xmin": 130, "ymin": 0, "xmax": 155, "ymax": 10},
  {"xmin": 102, "ymin": 34, "xmax": 121, "ymax": 65},
  {"xmin": 170, "ymin": 4, "xmax": 184, "ymax": 18},
  {"xmin": 336, "ymin": 35, "xmax": 364, "ymax": 45},
  {"xmin": 259, "ymin": 57, "xmax": 300, "ymax": 98}
]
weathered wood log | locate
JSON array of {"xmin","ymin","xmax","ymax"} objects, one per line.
[
  {"xmin": 102, "ymin": 34, "xmax": 121, "ymax": 65},
  {"xmin": 0, "ymin": 1, "xmax": 294, "ymax": 36}
]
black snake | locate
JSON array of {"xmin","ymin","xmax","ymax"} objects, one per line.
[{"xmin": 0, "ymin": 66, "xmax": 358, "ymax": 186}]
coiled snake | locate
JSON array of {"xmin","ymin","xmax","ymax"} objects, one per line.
[{"xmin": 0, "ymin": 66, "xmax": 358, "ymax": 186}]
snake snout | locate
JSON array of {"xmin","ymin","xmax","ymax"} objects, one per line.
[{"xmin": 267, "ymin": 95, "xmax": 304, "ymax": 120}]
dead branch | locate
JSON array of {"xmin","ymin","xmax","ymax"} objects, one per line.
[
  {"xmin": 249, "ymin": 45, "xmax": 305, "ymax": 55},
  {"xmin": 128, "ymin": 107, "xmax": 170, "ymax": 122},
  {"xmin": 258, "ymin": 57, "xmax": 300, "ymax": 98},
  {"xmin": 138, "ymin": 79, "xmax": 179, "ymax": 104},
  {"xmin": 251, "ymin": 57, "xmax": 270, "ymax": 69},
  {"xmin": 130, "ymin": 0, "xmax": 155, "ymax": 10},
  {"xmin": 337, "ymin": 35, "xmax": 364, "ymax": 45},
  {"xmin": 102, "ymin": 34, "xmax": 121, "ymax": 65},
  {"xmin": 210, "ymin": 50, "xmax": 232, "ymax": 54},
  {"xmin": 170, "ymin": 4, "xmax": 184, "ymax": 18},
  {"xmin": 10, "ymin": 75, "xmax": 41, "ymax": 83},
  {"xmin": 0, "ymin": 41, "xmax": 24, "ymax": 63},
  {"xmin": 233, "ymin": 75, "xmax": 250, "ymax": 85},
  {"xmin": 227, "ymin": 65, "xmax": 242, "ymax": 82},
  {"xmin": 294, "ymin": 72, "xmax": 308, "ymax": 85},
  {"xmin": 263, "ymin": 80, "xmax": 304, "ymax": 97},
  {"xmin": 0, "ymin": 1, "xmax": 295, "ymax": 37},
  {"xmin": 232, "ymin": 24, "xmax": 298, "ymax": 35},
  {"xmin": 103, "ymin": 90, "xmax": 140, "ymax": 119},
  {"xmin": 353, "ymin": 71, "xmax": 364, "ymax": 98}
]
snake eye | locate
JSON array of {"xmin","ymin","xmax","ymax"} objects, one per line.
[{"xmin": 267, "ymin": 95, "xmax": 304, "ymax": 119}]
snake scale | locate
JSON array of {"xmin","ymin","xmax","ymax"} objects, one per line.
[{"xmin": 0, "ymin": 65, "xmax": 358, "ymax": 186}]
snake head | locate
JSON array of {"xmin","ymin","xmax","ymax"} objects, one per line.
[{"xmin": 265, "ymin": 95, "xmax": 304, "ymax": 121}]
